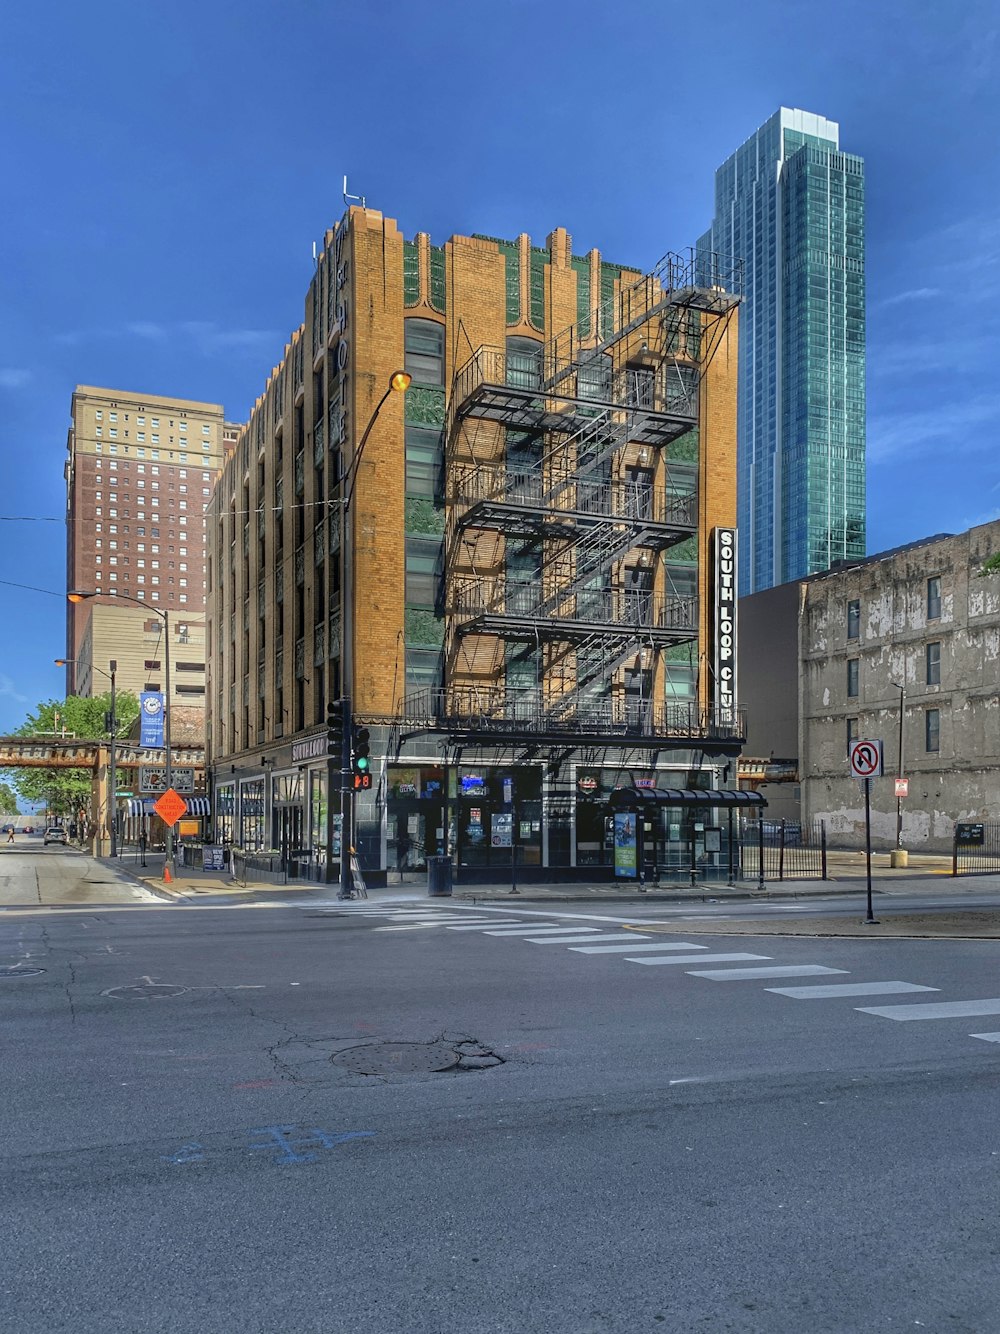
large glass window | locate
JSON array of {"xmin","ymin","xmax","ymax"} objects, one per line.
[
  {"xmin": 405, "ymin": 536, "xmax": 442, "ymax": 608},
  {"xmin": 926, "ymin": 641, "xmax": 941, "ymax": 686},
  {"xmin": 404, "ymin": 319, "xmax": 444, "ymax": 387},
  {"xmin": 405, "ymin": 425, "xmax": 443, "ymax": 498},
  {"xmin": 846, "ymin": 599, "xmax": 860, "ymax": 640}
]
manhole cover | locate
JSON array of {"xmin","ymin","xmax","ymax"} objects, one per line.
[
  {"xmin": 103, "ymin": 984, "xmax": 189, "ymax": 1000},
  {"xmin": 331, "ymin": 1038, "xmax": 503, "ymax": 1076},
  {"xmin": 0, "ymin": 965, "xmax": 44, "ymax": 978}
]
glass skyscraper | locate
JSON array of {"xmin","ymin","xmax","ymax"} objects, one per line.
[{"xmin": 699, "ymin": 108, "xmax": 866, "ymax": 594}]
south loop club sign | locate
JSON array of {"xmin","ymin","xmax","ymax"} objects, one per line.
[{"xmin": 713, "ymin": 528, "xmax": 737, "ymax": 715}]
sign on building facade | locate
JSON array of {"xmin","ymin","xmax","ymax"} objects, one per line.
[{"xmin": 713, "ymin": 527, "xmax": 737, "ymax": 717}]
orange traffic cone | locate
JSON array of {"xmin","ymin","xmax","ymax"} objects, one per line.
[{"xmin": 163, "ymin": 864, "xmax": 172, "ymax": 884}]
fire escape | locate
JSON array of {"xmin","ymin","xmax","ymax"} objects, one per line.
[{"xmin": 424, "ymin": 249, "xmax": 743, "ymax": 748}]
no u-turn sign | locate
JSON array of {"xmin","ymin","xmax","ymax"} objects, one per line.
[{"xmin": 849, "ymin": 739, "xmax": 883, "ymax": 779}]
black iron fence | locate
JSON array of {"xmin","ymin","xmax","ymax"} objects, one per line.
[
  {"xmin": 952, "ymin": 822, "xmax": 1000, "ymax": 876},
  {"xmin": 737, "ymin": 815, "xmax": 828, "ymax": 884}
]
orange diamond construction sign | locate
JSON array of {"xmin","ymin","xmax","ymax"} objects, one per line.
[{"xmin": 153, "ymin": 788, "xmax": 189, "ymax": 828}]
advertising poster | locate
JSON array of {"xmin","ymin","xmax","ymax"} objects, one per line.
[
  {"xmin": 491, "ymin": 812, "xmax": 513, "ymax": 848},
  {"xmin": 614, "ymin": 812, "xmax": 638, "ymax": 879},
  {"xmin": 139, "ymin": 692, "xmax": 165, "ymax": 748}
]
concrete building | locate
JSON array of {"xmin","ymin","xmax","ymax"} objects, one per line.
[
  {"xmin": 739, "ymin": 522, "xmax": 1000, "ymax": 851},
  {"xmin": 74, "ymin": 603, "xmax": 207, "ymax": 714},
  {"xmin": 64, "ymin": 384, "xmax": 236, "ymax": 698},
  {"xmin": 700, "ymin": 108, "xmax": 866, "ymax": 594},
  {"xmin": 207, "ymin": 206, "xmax": 746, "ymax": 882}
]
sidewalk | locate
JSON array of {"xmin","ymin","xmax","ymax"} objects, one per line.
[{"xmin": 100, "ymin": 848, "xmax": 996, "ymax": 907}]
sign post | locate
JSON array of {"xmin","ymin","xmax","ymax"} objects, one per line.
[{"xmin": 849, "ymin": 740, "xmax": 883, "ymax": 925}]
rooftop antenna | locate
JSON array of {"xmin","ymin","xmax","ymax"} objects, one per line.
[{"xmin": 343, "ymin": 174, "xmax": 366, "ymax": 209}]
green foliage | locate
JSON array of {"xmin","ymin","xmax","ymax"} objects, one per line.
[
  {"xmin": 0, "ymin": 781, "xmax": 19, "ymax": 813},
  {"xmin": 980, "ymin": 553, "xmax": 1000, "ymax": 578},
  {"xmin": 4, "ymin": 691, "xmax": 140, "ymax": 815}
]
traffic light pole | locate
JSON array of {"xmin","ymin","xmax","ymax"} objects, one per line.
[{"xmin": 339, "ymin": 697, "xmax": 353, "ymax": 901}]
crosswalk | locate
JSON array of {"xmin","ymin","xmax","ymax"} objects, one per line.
[{"xmin": 323, "ymin": 902, "xmax": 1000, "ymax": 1051}]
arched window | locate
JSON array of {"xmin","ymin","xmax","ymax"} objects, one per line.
[
  {"xmin": 404, "ymin": 319, "xmax": 445, "ymax": 387},
  {"xmin": 505, "ymin": 336, "xmax": 542, "ymax": 390}
]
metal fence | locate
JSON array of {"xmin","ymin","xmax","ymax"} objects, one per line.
[
  {"xmin": 737, "ymin": 816, "xmax": 828, "ymax": 884},
  {"xmin": 952, "ymin": 822, "xmax": 1000, "ymax": 876}
]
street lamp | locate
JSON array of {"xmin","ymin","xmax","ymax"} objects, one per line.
[
  {"xmin": 335, "ymin": 370, "xmax": 411, "ymax": 900},
  {"xmin": 54, "ymin": 656, "xmax": 118, "ymax": 857},
  {"xmin": 68, "ymin": 590, "xmax": 174, "ymax": 877},
  {"xmin": 890, "ymin": 680, "xmax": 906, "ymax": 852}
]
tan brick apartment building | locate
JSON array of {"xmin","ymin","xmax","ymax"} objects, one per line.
[
  {"xmin": 208, "ymin": 207, "xmax": 745, "ymax": 882},
  {"xmin": 65, "ymin": 386, "xmax": 234, "ymax": 709}
]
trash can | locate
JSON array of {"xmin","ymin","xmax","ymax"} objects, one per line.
[{"xmin": 427, "ymin": 855, "xmax": 453, "ymax": 897}]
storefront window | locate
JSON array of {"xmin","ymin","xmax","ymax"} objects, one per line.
[
  {"xmin": 239, "ymin": 778, "xmax": 265, "ymax": 851},
  {"xmin": 310, "ymin": 770, "xmax": 329, "ymax": 860},
  {"xmin": 454, "ymin": 766, "xmax": 542, "ymax": 869},
  {"xmin": 386, "ymin": 766, "xmax": 445, "ymax": 873},
  {"xmin": 215, "ymin": 784, "xmax": 235, "ymax": 845}
]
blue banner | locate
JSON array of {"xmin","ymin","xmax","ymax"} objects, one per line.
[{"xmin": 139, "ymin": 692, "xmax": 165, "ymax": 748}]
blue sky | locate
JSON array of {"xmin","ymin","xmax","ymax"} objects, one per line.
[{"xmin": 0, "ymin": 0, "xmax": 997, "ymax": 733}]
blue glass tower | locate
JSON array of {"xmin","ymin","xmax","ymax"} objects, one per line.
[{"xmin": 699, "ymin": 109, "xmax": 866, "ymax": 593}]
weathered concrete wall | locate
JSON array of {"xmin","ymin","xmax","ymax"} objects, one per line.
[{"xmin": 800, "ymin": 521, "xmax": 1000, "ymax": 851}]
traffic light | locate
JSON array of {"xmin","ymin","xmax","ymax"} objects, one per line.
[
  {"xmin": 352, "ymin": 724, "xmax": 372, "ymax": 790},
  {"xmin": 326, "ymin": 700, "xmax": 346, "ymax": 755}
]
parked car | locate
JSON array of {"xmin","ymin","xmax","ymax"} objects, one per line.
[{"xmin": 43, "ymin": 827, "xmax": 68, "ymax": 846}]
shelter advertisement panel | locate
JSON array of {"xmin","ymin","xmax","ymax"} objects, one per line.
[{"xmin": 613, "ymin": 812, "xmax": 638, "ymax": 879}]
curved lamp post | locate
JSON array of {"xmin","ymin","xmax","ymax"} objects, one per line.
[
  {"xmin": 54, "ymin": 656, "xmax": 118, "ymax": 857},
  {"xmin": 334, "ymin": 370, "xmax": 411, "ymax": 899},
  {"xmin": 69, "ymin": 590, "xmax": 173, "ymax": 877}
]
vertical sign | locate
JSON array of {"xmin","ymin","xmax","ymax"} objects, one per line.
[
  {"xmin": 613, "ymin": 812, "xmax": 638, "ymax": 879},
  {"xmin": 139, "ymin": 692, "xmax": 165, "ymax": 748},
  {"xmin": 713, "ymin": 527, "xmax": 738, "ymax": 718}
]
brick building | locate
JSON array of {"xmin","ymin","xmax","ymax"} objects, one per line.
[
  {"xmin": 64, "ymin": 385, "xmax": 236, "ymax": 707},
  {"xmin": 207, "ymin": 207, "xmax": 745, "ymax": 882}
]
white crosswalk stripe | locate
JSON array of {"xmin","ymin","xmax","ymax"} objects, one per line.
[
  {"xmin": 766, "ymin": 981, "xmax": 938, "ymax": 1000},
  {"xmin": 856, "ymin": 999, "xmax": 1000, "ymax": 1021},
  {"xmin": 526, "ymin": 933, "xmax": 652, "ymax": 945},
  {"xmin": 628, "ymin": 952, "xmax": 772, "ymax": 967},
  {"xmin": 970, "ymin": 1033, "xmax": 1000, "ymax": 1043},
  {"xmin": 689, "ymin": 965, "xmax": 850, "ymax": 980},
  {"xmin": 568, "ymin": 942, "xmax": 706, "ymax": 955},
  {"xmin": 482, "ymin": 926, "xmax": 602, "ymax": 937},
  {"xmin": 445, "ymin": 921, "xmax": 528, "ymax": 931}
]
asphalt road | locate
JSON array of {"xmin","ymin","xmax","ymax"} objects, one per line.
[
  {"xmin": 4, "ymin": 887, "xmax": 1000, "ymax": 1332},
  {"xmin": 0, "ymin": 843, "xmax": 160, "ymax": 906}
]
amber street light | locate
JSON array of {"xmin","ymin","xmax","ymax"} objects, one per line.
[
  {"xmin": 333, "ymin": 371, "xmax": 411, "ymax": 900},
  {"xmin": 68, "ymin": 589, "xmax": 174, "ymax": 877}
]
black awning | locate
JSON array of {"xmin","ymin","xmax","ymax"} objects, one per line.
[{"xmin": 609, "ymin": 788, "xmax": 767, "ymax": 809}]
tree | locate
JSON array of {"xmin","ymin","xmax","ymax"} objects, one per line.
[
  {"xmin": 0, "ymin": 781, "xmax": 19, "ymax": 814},
  {"xmin": 3, "ymin": 692, "xmax": 140, "ymax": 816}
]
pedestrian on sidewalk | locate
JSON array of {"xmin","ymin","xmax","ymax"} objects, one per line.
[{"xmin": 6, "ymin": 826, "xmax": 14, "ymax": 843}]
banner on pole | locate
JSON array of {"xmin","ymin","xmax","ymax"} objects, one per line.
[{"xmin": 139, "ymin": 692, "xmax": 165, "ymax": 748}]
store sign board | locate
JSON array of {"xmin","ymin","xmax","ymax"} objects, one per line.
[
  {"xmin": 139, "ymin": 766, "xmax": 194, "ymax": 794},
  {"xmin": 713, "ymin": 527, "xmax": 737, "ymax": 716}
]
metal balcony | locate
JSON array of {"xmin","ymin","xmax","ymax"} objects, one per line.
[
  {"xmin": 367, "ymin": 687, "xmax": 746, "ymax": 753},
  {"xmin": 451, "ymin": 583, "xmax": 697, "ymax": 647}
]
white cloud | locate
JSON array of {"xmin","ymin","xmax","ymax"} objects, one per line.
[
  {"xmin": 0, "ymin": 368, "xmax": 31, "ymax": 389},
  {"xmin": 0, "ymin": 674, "xmax": 28, "ymax": 705},
  {"xmin": 868, "ymin": 394, "xmax": 1000, "ymax": 464},
  {"xmin": 54, "ymin": 321, "xmax": 279, "ymax": 359},
  {"xmin": 876, "ymin": 287, "xmax": 941, "ymax": 309}
]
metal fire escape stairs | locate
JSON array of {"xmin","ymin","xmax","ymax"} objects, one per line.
[{"xmin": 444, "ymin": 248, "xmax": 740, "ymax": 725}]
